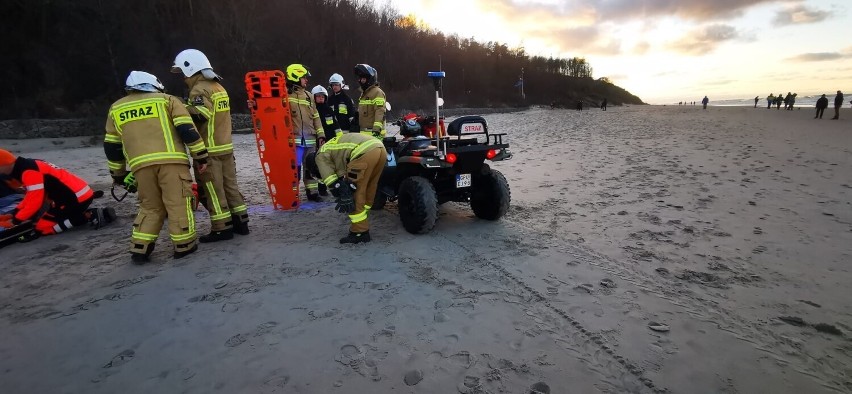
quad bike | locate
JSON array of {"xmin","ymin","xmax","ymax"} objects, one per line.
[{"xmin": 374, "ymin": 71, "xmax": 512, "ymax": 234}]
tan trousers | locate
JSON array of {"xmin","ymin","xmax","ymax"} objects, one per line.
[
  {"xmin": 131, "ymin": 163, "xmax": 196, "ymax": 254},
  {"xmin": 347, "ymin": 147, "xmax": 386, "ymax": 233},
  {"xmin": 196, "ymin": 154, "xmax": 247, "ymax": 230}
]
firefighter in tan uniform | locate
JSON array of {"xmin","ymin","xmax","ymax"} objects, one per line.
[
  {"xmin": 286, "ymin": 64, "xmax": 327, "ymax": 201},
  {"xmin": 104, "ymin": 71, "xmax": 209, "ymax": 264},
  {"xmin": 354, "ymin": 64, "xmax": 387, "ymax": 138},
  {"xmin": 308, "ymin": 133, "xmax": 386, "ymax": 244},
  {"xmin": 172, "ymin": 49, "xmax": 249, "ymax": 242}
]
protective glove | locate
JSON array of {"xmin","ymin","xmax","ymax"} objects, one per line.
[
  {"xmin": 112, "ymin": 173, "xmax": 127, "ymax": 186},
  {"xmin": 123, "ymin": 173, "xmax": 137, "ymax": 193},
  {"xmin": 372, "ymin": 125, "xmax": 383, "ymax": 138},
  {"xmin": 331, "ymin": 179, "xmax": 356, "ymax": 214}
]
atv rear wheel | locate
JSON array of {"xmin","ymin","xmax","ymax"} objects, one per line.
[
  {"xmin": 398, "ymin": 176, "xmax": 438, "ymax": 234},
  {"xmin": 470, "ymin": 168, "xmax": 510, "ymax": 220},
  {"xmin": 370, "ymin": 192, "xmax": 387, "ymax": 211}
]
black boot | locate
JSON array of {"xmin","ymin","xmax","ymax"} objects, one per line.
[
  {"xmin": 318, "ymin": 183, "xmax": 329, "ymax": 196},
  {"xmin": 306, "ymin": 192, "xmax": 322, "ymax": 202},
  {"xmin": 232, "ymin": 214, "xmax": 250, "ymax": 235},
  {"xmin": 173, "ymin": 243, "xmax": 198, "ymax": 259},
  {"xmin": 131, "ymin": 243, "xmax": 154, "ymax": 265},
  {"xmin": 340, "ymin": 230, "xmax": 371, "ymax": 244},
  {"xmin": 88, "ymin": 207, "xmax": 117, "ymax": 229},
  {"xmin": 199, "ymin": 229, "xmax": 234, "ymax": 243}
]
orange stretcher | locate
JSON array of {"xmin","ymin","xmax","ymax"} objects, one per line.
[{"xmin": 245, "ymin": 71, "xmax": 299, "ymax": 210}]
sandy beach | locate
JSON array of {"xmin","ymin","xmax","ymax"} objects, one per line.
[{"xmin": 1, "ymin": 105, "xmax": 850, "ymax": 393}]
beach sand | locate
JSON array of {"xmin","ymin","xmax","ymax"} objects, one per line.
[{"xmin": 1, "ymin": 105, "xmax": 850, "ymax": 393}]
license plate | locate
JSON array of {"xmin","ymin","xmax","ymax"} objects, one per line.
[{"xmin": 455, "ymin": 174, "xmax": 471, "ymax": 188}]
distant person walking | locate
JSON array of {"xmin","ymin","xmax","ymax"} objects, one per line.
[
  {"xmin": 701, "ymin": 96, "xmax": 709, "ymax": 109},
  {"xmin": 576, "ymin": 100, "xmax": 583, "ymax": 111},
  {"xmin": 788, "ymin": 93, "xmax": 797, "ymax": 110},
  {"xmin": 600, "ymin": 98, "xmax": 607, "ymax": 111},
  {"xmin": 775, "ymin": 93, "xmax": 783, "ymax": 110},
  {"xmin": 766, "ymin": 93, "xmax": 774, "ymax": 109},
  {"xmin": 754, "ymin": 96, "xmax": 759, "ymax": 108},
  {"xmin": 831, "ymin": 90, "xmax": 844, "ymax": 119},
  {"xmin": 815, "ymin": 94, "xmax": 828, "ymax": 119}
]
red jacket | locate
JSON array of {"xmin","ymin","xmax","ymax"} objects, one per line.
[{"xmin": 9, "ymin": 157, "xmax": 93, "ymax": 223}]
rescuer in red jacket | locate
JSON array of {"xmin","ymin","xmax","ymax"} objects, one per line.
[{"xmin": 0, "ymin": 149, "xmax": 115, "ymax": 236}]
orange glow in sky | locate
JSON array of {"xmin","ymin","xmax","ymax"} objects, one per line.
[{"xmin": 383, "ymin": 0, "xmax": 852, "ymax": 103}]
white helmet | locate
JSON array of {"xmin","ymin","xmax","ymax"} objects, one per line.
[
  {"xmin": 125, "ymin": 71, "xmax": 164, "ymax": 92},
  {"xmin": 171, "ymin": 49, "xmax": 220, "ymax": 79},
  {"xmin": 311, "ymin": 85, "xmax": 328, "ymax": 97},
  {"xmin": 329, "ymin": 73, "xmax": 344, "ymax": 85}
]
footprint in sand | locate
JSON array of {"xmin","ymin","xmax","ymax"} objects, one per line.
[
  {"xmin": 103, "ymin": 349, "xmax": 135, "ymax": 368},
  {"xmin": 530, "ymin": 382, "xmax": 551, "ymax": 394}
]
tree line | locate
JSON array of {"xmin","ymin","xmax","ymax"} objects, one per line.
[{"xmin": 0, "ymin": 0, "xmax": 643, "ymax": 121}]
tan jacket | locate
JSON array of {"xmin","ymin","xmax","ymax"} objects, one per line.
[
  {"xmin": 288, "ymin": 85, "xmax": 324, "ymax": 146},
  {"xmin": 316, "ymin": 133, "xmax": 386, "ymax": 186},
  {"xmin": 357, "ymin": 85, "xmax": 386, "ymax": 136},
  {"xmin": 186, "ymin": 76, "xmax": 233, "ymax": 156},
  {"xmin": 104, "ymin": 92, "xmax": 207, "ymax": 174}
]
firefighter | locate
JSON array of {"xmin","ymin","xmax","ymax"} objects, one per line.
[
  {"xmin": 0, "ymin": 149, "xmax": 115, "ymax": 237},
  {"xmin": 172, "ymin": 49, "xmax": 249, "ymax": 241},
  {"xmin": 286, "ymin": 64, "xmax": 326, "ymax": 201},
  {"xmin": 307, "ymin": 133, "xmax": 386, "ymax": 244},
  {"xmin": 354, "ymin": 64, "xmax": 387, "ymax": 138},
  {"xmin": 327, "ymin": 73, "xmax": 358, "ymax": 133},
  {"xmin": 312, "ymin": 85, "xmax": 343, "ymax": 139},
  {"xmin": 104, "ymin": 71, "xmax": 209, "ymax": 264}
]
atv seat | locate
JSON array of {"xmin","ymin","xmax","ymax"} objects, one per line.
[{"xmin": 447, "ymin": 115, "xmax": 488, "ymax": 136}]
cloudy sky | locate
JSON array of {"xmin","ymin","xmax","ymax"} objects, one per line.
[{"xmin": 381, "ymin": 0, "xmax": 851, "ymax": 103}]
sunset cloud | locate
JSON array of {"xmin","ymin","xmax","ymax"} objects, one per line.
[
  {"xmin": 667, "ymin": 24, "xmax": 739, "ymax": 55},
  {"xmin": 773, "ymin": 5, "xmax": 831, "ymax": 26},
  {"xmin": 786, "ymin": 52, "xmax": 847, "ymax": 62}
]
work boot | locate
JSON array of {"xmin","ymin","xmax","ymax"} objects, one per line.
[
  {"xmin": 131, "ymin": 252, "xmax": 150, "ymax": 265},
  {"xmin": 199, "ymin": 229, "xmax": 234, "ymax": 243},
  {"xmin": 173, "ymin": 243, "xmax": 198, "ymax": 259},
  {"xmin": 340, "ymin": 230, "xmax": 371, "ymax": 244},
  {"xmin": 318, "ymin": 183, "xmax": 329, "ymax": 197},
  {"xmin": 232, "ymin": 215, "xmax": 250, "ymax": 235},
  {"xmin": 88, "ymin": 207, "xmax": 117, "ymax": 229},
  {"xmin": 307, "ymin": 192, "xmax": 322, "ymax": 202}
]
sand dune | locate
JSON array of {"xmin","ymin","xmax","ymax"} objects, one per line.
[{"xmin": 1, "ymin": 105, "xmax": 850, "ymax": 393}]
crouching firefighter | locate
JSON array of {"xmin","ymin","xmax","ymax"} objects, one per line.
[
  {"xmin": 307, "ymin": 133, "xmax": 386, "ymax": 243},
  {"xmin": 104, "ymin": 71, "xmax": 209, "ymax": 264},
  {"xmin": 0, "ymin": 149, "xmax": 115, "ymax": 237}
]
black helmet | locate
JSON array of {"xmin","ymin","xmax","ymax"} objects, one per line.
[{"xmin": 354, "ymin": 64, "xmax": 377, "ymax": 88}]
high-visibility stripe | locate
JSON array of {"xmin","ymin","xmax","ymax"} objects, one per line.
[
  {"xmin": 53, "ymin": 224, "xmax": 63, "ymax": 233},
  {"xmin": 350, "ymin": 138, "xmax": 383, "ymax": 158},
  {"xmin": 372, "ymin": 121, "xmax": 383, "ymax": 128},
  {"xmin": 195, "ymin": 105, "xmax": 213, "ymax": 119},
  {"xmin": 128, "ymin": 152, "xmax": 188, "ymax": 169},
  {"xmin": 323, "ymin": 174, "xmax": 339, "ymax": 186},
  {"xmin": 75, "ymin": 186, "xmax": 92, "ymax": 198},
  {"xmin": 338, "ymin": 105, "xmax": 348, "ymax": 115},
  {"xmin": 306, "ymin": 182, "xmax": 318, "ymax": 190},
  {"xmin": 319, "ymin": 142, "xmax": 357, "ymax": 153},
  {"xmin": 156, "ymin": 102, "xmax": 176, "ymax": 153},
  {"xmin": 173, "ymin": 115, "xmax": 194, "ymax": 126},
  {"xmin": 186, "ymin": 140, "xmax": 206, "ymax": 154},
  {"xmin": 288, "ymin": 98, "xmax": 311, "ymax": 105},
  {"xmin": 111, "ymin": 97, "xmax": 168, "ymax": 111},
  {"xmin": 231, "ymin": 204, "xmax": 247, "ymax": 214},
  {"xmin": 349, "ymin": 210, "xmax": 368, "ymax": 223},
  {"xmin": 364, "ymin": 205, "xmax": 372, "ymax": 210},
  {"xmin": 207, "ymin": 144, "xmax": 233, "ymax": 154},
  {"xmin": 373, "ymin": 97, "xmax": 386, "ymax": 105},
  {"xmin": 204, "ymin": 182, "xmax": 226, "ymax": 220},
  {"xmin": 186, "ymin": 196, "xmax": 195, "ymax": 233},
  {"xmin": 132, "ymin": 231, "xmax": 158, "ymax": 241},
  {"xmin": 107, "ymin": 160, "xmax": 125, "ymax": 170},
  {"xmin": 171, "ymin": 232, "xmax": 196, "ymax": 242},
  {"xmin": 26, "ymin": 184, "xmax": 44, "ymax": 191},
  {"xmin": 104, "ymin": 134, "xmax": 122, "ymax": 143}
]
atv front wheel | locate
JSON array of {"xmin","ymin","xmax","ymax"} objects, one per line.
[
  {"xmin": 470, "ymin": 168, "xmax": 511, "ymax": 220},
  {"xmin": 398, "ymin": 176, "xmax": 438, "ymax": 234}
]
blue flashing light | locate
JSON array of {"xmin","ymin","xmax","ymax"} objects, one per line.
[{"xmin": 427, "ymin": 71, "xmax": 446, "ymax": 78}]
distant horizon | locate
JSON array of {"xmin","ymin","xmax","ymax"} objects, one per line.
[{"xmin": 381, "ymin": 0, "xmax": 852, "ymax": 104}]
